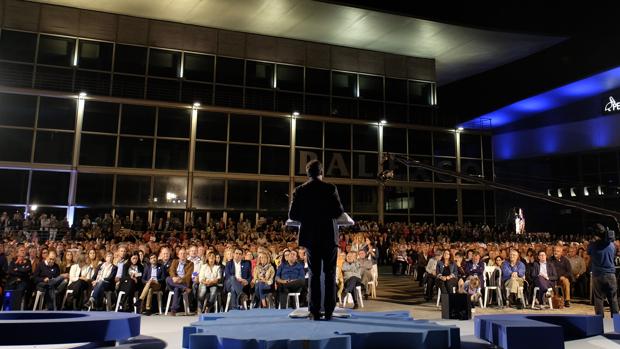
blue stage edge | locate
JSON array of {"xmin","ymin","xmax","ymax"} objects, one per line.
[
  {"xmin": 0, "ymin": 311, "xmax": 140, "ymax": 347},
  {"xmin": 474, "ymin": 314, "xmax": 604, "ymax": 349},
  {"xmin": 183, "ymin": 309, "xmax": 460, "ymax": 349}
]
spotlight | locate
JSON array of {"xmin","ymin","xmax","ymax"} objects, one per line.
[
  {"xmin": 597, "ymin": 185, "xmax": 604, "ymax": 195},
  {"xmin": 292, "ymin": 111, "xmax": 300, "ymax": 117},
  {"xmin": 193, "ymin": 102, "xmax": 201, "ymax": 108},
  {"xmin": 570, "ymin": 187, "xmax": 576, "ymax": 197},
  {"xmin": 380, "ymin": 119, "xmax": 387, "ymax": 125},
  {"xmin": 547, "ymin": 189, "xmax": 552, "ymax": 196},
  {"xmin": 557, "ymin": 189, "xmax": 563, "ymax": 198},
  {"xmin": 583, "ymin": 187, "xmax": 589, "ymax": 196},
  {"xmin": 78, "ymin": 92, "xmax": 87, "ymax": 98},
  {"xmin": 456, "ymin": 127, "xmax": 464, "ymax": 132},
  {"xmin": 30, "ymin": 204, "xmax": 38, "ymax": 211}
]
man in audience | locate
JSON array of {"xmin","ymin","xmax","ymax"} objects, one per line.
[
  {"xmin": 165, "ymin": 248, "xmax": 193, "ymax": 315},
  {"xmin": 550, "ymin": 245, "xmax": 573, "ymax": 307},
  {"xmin": 358, "ymin": 249, "xmax": 373, "ymax": 299},
  {"xmin": 531, "ymin": 250, "xmax": 557, "ymax": 308},
  {"xmin": 224, "ymin": 248, "xmax": 252, "ymax": 310},
  {"xmin": 138, "ymin": 253, "xmax": 164, "ymax": 315},
  {"xmin": 33, "ymin": 250, "xmax": 68, "ymax": 310},
  {"xmin": 465, "ymin": 250, "xmax": 485, "ymax": 287},
  {"xmin": 567, "ymin": 245, "xmax": 586, "ymax": 298},
  {"xmin": 424, "ymin": 250, "xmax": 441, "ymax": 301},
  {"xmin": 275, "ymin": 249, "xmax": 305, "ymax": 308},
  {"xmin": 501, "ymin": 250, "xmax": 526, "ymax": 309},
  {"xmin": 6, "ymin": 245, "xmax": 31, "ymax": 310}
]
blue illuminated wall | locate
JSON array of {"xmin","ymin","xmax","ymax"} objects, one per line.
[{"xmin": 494, "ymin": 113, "xmax": 620, "ymax": 160}]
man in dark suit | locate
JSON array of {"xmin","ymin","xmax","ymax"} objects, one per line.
[
  {"xmin": 224, "ymin": 248, "xmax": 252, "ymax": 310},
  {"xmin": 289, "ymin": 160, "xmax": 344, "ymax": 320},
  {"xmin": 531, "ymin": 250, "xmax": 558, "ymax": 307},
  {"xmin": 138, "ymin": 253, "xmax": 164, "ymax": 314}
]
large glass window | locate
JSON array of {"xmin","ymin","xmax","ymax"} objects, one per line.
[
  {"xmin": 384, "ymin": 186, "xmax": 409, "ymax": 214},
  {"xmin": 324, "ymin": 151, "xmax": 350, "ymax": 178},
  {"xmin": 385, "ymin": 103, "xmax": 408, "ymax": 123},
  {"xmin": 276, "ymin": 65, "xmax": 303, "ymax": 92},
  {"xmin": 153, "ymin": 176, "xmax": 187, "ymax": 208},
  {"xmin": 305, "ymin": 95, "xmax": 330, "ymax": 116},
  {"xmin": 245, "ymin": 88, "xmax": 274, "ymax": 111},
  {"xmin": 460, "ymin": 133, "xmax": 481, "ymax": 158},
  {"xmin": 0, "ymin": 169, "xmax": 29, "ymax": 204},
  {"xmin": 83, "ymin": 101, "xmax": 119, "ymax": 133},
  {"xmin": 34, "ymin": 66, "xmax": 73, "ymax": 92},
  {"xmin": 410, "ymin": 156, "xmax": 433, "ymax": 182},
  {"xmin": 155, "ymin": 140, "xmax": 188, "ymax": 170},
  {"xmin": 352, "ymin": 124, "xmax": 377, "ymax": 151},
  {"xmin": 359, "ymin": 75, "xmax": 383, "ymax": 100},
  {"xmin": 184, "ymin": 53, "xmax": 214, "ymax": 82},
  {"xmin": 37, "ymin": 35, "xmax": 75, "ymax": 67},
  {"xmin": 197, "ymin": 111, "xmax": 227, "ymax": 141},
  {"xmin": 0, "ymin": 62, "xmax": 34, "ymax": 88},
  {"xmin": 229, "ymin": 115, "xmax": 259, "ymax": 143},
  {"xmin": 30, "ymin": 171, "xmax": 70, "ymax": 205},
  {"xmin": 227, "ymin": 180, "xmax": 257, "ymax": 210},
  {"xmin": 352, "ymin": 185, "xmax": 377, "ymax": 213},
  {"xmin": 324, "ymin": 122, "xmax": 350, "ymax": 150},
  {"xmin": 0, "ymin": 128, "xmax": 32, "ymax": 162},
  {"xmin": 38, "ymin": 97, "xmax": 76, "ymax": 130},
  {"xmin": 216, "ymin": 57, "xmax": 244, "ymax": 85},
  {"xmin": 0, "ymin": 93, "xmax": 37, "ymax": 127},
  {"xmin": 336, "ymin": 184, "xmax": 351, "ymax": 212},
  {"xmin": 76, "ymin": 173, "xmax": 113, "ymax": 206},
  {"xmin": 433, "ymin": 132, "xmax": 455, "ymax": 157},
  {"xmin": 246, "ymin": 60, "xmax": 274, "ymax": 88},
  {"xmin": 194, "ymin": 142, "xmax": 226, "ymax": 172},
  {"xmin": 74, "ymin": 70, "xmax": 111, "ymax": 96},
  {"xmin": 261, "ymin": 117, "xmax": 289, "ymax": 145},
  {"xmin": 383, "ymin": 127, "xmax": 407, "ymax": 153},
  {"xmin": 118, "ymin": 137, "xmax": 153, "ymax": 168},
  {"xmin": 332, "ymin": 97, "xmax": 357, "ymax": 118},
  {"xmin": 214, "ymin": 85, "xmax": 243, "ymax": 108},
  {"xmin": 295, "ymin": 119, "xmax": 322, "ymax": 148},
  {"xmin": 34, "ymin": 131, "xmax": 73, "ymax": 164},
  {"xmin": 192, "ymin": 178, "xmax": 225, "ymax": 209},
  {"xmin": 115, "ymin": 175, "xmax": 151, "ymax": 206},
  {"xmin": 228, "ymin": 144, "xmax": 258, "ymax": 173},
  {"xmin": 0, "ymin": 30, "xmax": 37, "ymax": 62},
  {"xmin": 305, "ymin": 68, "xmax": 330, "ymax": 95},
  {"xmin": 180, "ymin": 81, "xmax": 213, "ymax": 105},
  {"xmin": 358, "ymin": 100, "xmax": 382, "ymax": 121},
  {"xmin": 157, "ymin": 108, "xmax": 190, "ymax": 138},
  {"xmin": 462, "ymin": 190, "xmax": 484, "ymax": 215},
  {"xmin": 385, "ymin": 78, "xmax": 407, "ymax": 103},
  {"xmin": 408, "ymin": 130, "xmax": 432, "ymax": 155},
  {"xmin": 112, "ymin": 74, "xmax": 145, "ymax": 98},
  {"xmin": 482, "ymin": 136, "xmax": 493, "ymax": 159},
  {"xmin": 114, "ymin": 44, "xmax": 147, "ymax": 75},
  {"xmin": 260, "ymin": 181, "xmax": 289, "ymax": 211},
  {"xmin": 409, "ymin": 81, "xmax": 433, "ymax": 105},
  {"xmin": 146, "ymin": 78, "xmax": 180, "ymax": 102},
  {"xmin": 434, "ymin": 188, "xmax": 457, "ymax": 214},
  {"xmin": 148, "ymin": 49, "xmax": 180, "ymax": 78},
  {"xmin": 121, "ymin": 104, "xmax": 155, "ymax": 135},
  {"xmin": 260, "ymin": 146, "xmax": 289, "ymax": 175},
  {"xmin": 353, "ymin": 152, "xmax": 377, "ymax": 179},
  {"xmin": 79, "ymin": 134, "xmax": 117, "ymax": 166},
  {"xmin": 275, "ymin": 92, "xmax": 303, "ymax": 114},
  {"xmin": 434, "ymin": 157, "xmax": 456, "ymax": 183},
  {"xmin": 410, "ymin": 188, "xmax": 433, "ymax": 214},
  {"xmin": 78, "ymin": 40, "xmax": 113, "ymax": 71},
  {"xmin": 332, "ymin": 72, "xmax": 356, "ymax": 97}
]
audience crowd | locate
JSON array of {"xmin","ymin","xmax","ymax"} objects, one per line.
[{"xmin": 0, "ymin": 210, "xmax": 617, "ymax": 315}]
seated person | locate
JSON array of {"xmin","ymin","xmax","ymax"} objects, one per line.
[
  {"xmin": 392, "ymin": 245, "xmax": 408, "ymax": 275},
  {"xmin": 436, "ymin": 249, "xmax": 458, "ymax": 294},
  {"xmin": 531, "ymin": 250, "xmax": 557, "ymax": 307},
  {"xmin": 500, "ymin": 250, "xmax": 526, "ymax": 309},
  {"xmin": 224, "ymin": 248, "xmax": 252, "ymax": 310},
  {"xmin": 86, "ymin": 252, "xmax": 117, "ymax": 310},
  {"xmin": 465, "ymin": 251, "xmax": 485, "ymax": 286},
  {"xmin": 138, "ymin": 253, "xmax": 164, "ymax": 314},
  {"xmin": 251, "ymin": 252, "xmax": 274, "ymax": 308},
  {"xmin": 454, "ymin": 252, "xmax": 467, "ymax": 293},
  {"xmin": 464, "ymin": 275, "xmax": 482, "ymax": 307},
  {"xmin": 357, "ymin": 250, "xmax": 373, "ymax": 298},
  {"xmin": 550, "ymin": 245, "xmax": 573, "ymax": 307},
  {"xmin": 275, "ymin": 249, "xmax": 305, "ymax": 308},
  {"xmin": 67, "ymin": 249, "xmax": 99, "ymax": 310},
  {"xmin": 6, "ymin": 245, "xmax": 32, "ymax": 310},
  {"xmin": 342, "ymin": 252, "xmax": 363, "ymax": 309},
  {"xmin": 118, "ymin": 252, "xmax": 144, "ymax": 312},
  {"xmin": 424, "ymin": 250, "xmax": 441, "ymax": 301},
  {"xmin": 33, "ymin": 250, "xmax": 68, "ymax": 310},
  {"xmin": 165, "ymin": 248, "xmax": 194, "ymax": 315},
  {"xmin": 198, "ymin": 252, "xmax": 221, "ymax": 312}
]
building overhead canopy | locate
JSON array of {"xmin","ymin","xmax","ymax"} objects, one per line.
[{"xmin": 28, "ymin": 0, "xmax": 565, "ymax": 85}]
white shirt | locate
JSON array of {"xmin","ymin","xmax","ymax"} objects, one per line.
[
  {"xmin": 234, "ymin": 261, "xmax": 242, "ymax": 279},
  {"xmin": 199, "ymin": 264, "xmax": 221, "ymax": 283},
  {"xmin": 539, "ymin": 262, "xmax": 548, "ymax": 279}
]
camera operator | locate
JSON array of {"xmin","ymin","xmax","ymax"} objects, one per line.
[{"xmin": 589, "ymin": 224, "xmax": 618, "ymax": 317}]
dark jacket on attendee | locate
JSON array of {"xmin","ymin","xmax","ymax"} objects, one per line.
[
  {"xmin": 436, "ymin": 260, "xmax": 457, "ymax": 277},
  {"xmin": 549, "ymin": 256, "xmax": 573, "ymax": 280},
  {"xmin": 33, "ymin": 261, "xmax": 60, "ymax": 284},
  {"xmin": 224, "ymin": 260, "xmax": 252, "ymax": 284},
  {"xmin": 289, "ymin": 179, "xmax": 344, "ymax": 248},
  {"xmin": 531, "ymin": 261, "xmax": 558, "ymax": 281},
  {"xmin": 589, "ymin": 230, "xmax": 616, "ymax": 276},
  {"xmin": 7, "ymin": 259, "xmax": 31, "ymax": 285},
  {"xmin": 168, "ymin": 259, "xmax": 194, "ymax": 287},
  {"xmin": 465, "ymin": 260, "xmax": 485, "ymax": 280},
  {"xmin": 142, "ymin": 263, "xmax": 165, "ymax": 284}
]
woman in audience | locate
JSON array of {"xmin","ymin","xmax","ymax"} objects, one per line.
[
  {"xmin": 86, "ymin": 252, "xmax": 117, "ymax": 310},
  {"xmin": 63, "ymin": 251, "xmax": 81, "ymax": 309},
  {"xmin": 198, "ymin": 252, "xmax": 221, "ymax": 312},
  {"xmin": 118, "ymin": 251, "xmax": 144, "ymax": 311},
  {"xmin": 251, "ymin": 252, "xmax": 274, "ymax": 308},
  {"xmin": 436, "ymin": 249, "xmax": 458, "ymax": 294},
  {"xmin": 454, "ymin": 252, "xmax": 467, "ymax": 293},
  {"xmin": 342, "ymin": 251, "xmax": 363, "ymax": 309},
  {"xmin": 67, "ymin": 249, "xmax": 98, "ymax": 309}
]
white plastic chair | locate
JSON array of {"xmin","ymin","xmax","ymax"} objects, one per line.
[
  {"xmin": 531, "ymin": 287, "xmax": 554, "ymax": 309},
  {"xmin": 164, "ymin": 290, "xmax": 190, "ymax": 315},
  {"xmin": 342, "ymin": 286, "xmax": 364, "ymax": 308},
  {"xmin": 115, "ymin": 291, "xmax": 137, "ymax": 313},
  {"xmin": 61, "ymin": 289, "xmax": 73, "ymax": 310},
  {"xmin": 483, "ymin": 266, "xmax": 503, "ymax": 308},
  {"xmin": 504, "ymin": 285, "xmax": 527, "ymax": 308},
  {"xmin": 286, "ymin": 292, "xmax": 301, "ymax": 309},
  {"xmin": 224, "ymin": 292, "xmax": 248, "ymax": 312}
]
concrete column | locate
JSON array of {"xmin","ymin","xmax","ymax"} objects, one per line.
[
  {"xmin": 455, "ymin": 131, "xmax": 463, "ymax": 225},
  {"xmin": 67, "ymin": 94, "xmax": 86, "ymax": 224}
]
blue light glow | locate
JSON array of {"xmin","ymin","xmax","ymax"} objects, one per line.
[{"xmin": 461, "ymin": 66, "xmax": 620, "ymax": 129}]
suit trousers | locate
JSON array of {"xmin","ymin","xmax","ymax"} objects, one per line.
[{"xmin": 305, "ymin": 244, "xmax": 338, "ymax": 315}]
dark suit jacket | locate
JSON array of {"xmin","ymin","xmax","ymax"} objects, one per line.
[
  {"xmin": 92, "ymin": 263, "xmax": 118, "ymax": 290},
  {"xmin": 289, "ymin": 178, "xmax": 344, "ymax": 248},
  {"xmin": 142, "ymin": 263, "xmax": 165, "ymax": 284},
  {"xmin": 224, "ymin": 260, "xmax": 252, "ymax": 284},
  {"xmin": 168, "ymin": 259, "xmax": 194, "ymax": 287},
  {"xmin": 531, "ymin": 261, "xmax": 558, "ymax": 281}
]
